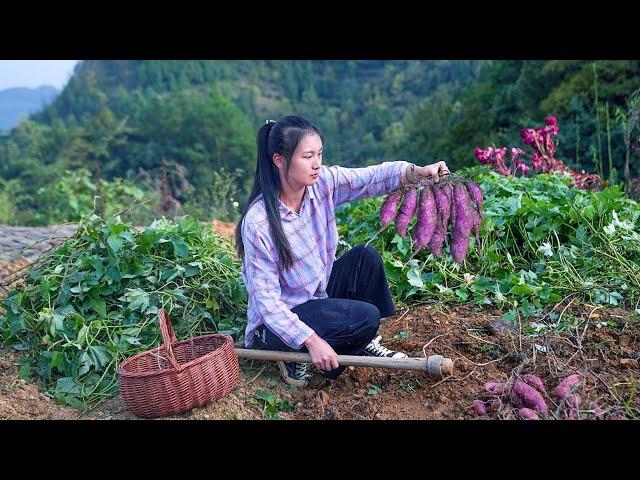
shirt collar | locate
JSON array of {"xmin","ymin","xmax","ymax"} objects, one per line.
[{"xmin": 278, "ymin": 186, "xmax": 314, "ymax": 219}]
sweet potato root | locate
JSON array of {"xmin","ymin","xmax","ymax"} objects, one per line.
[
  {"xmin": 451, "ymin": 183, "xmax": 474, "ymax": 263},
  {"xmin": 518, "ymin": 408, "xmax": 540, "ymax": 420},
  {"xmin": 395, "ymin": 187, "xmax": 418, "ymax": 237},
  {"xmin": 414, "ymin": 186, "xmax": 437, "ymax": 253},
  {"xmin": 473, "ymin": 400, "xmax": 487, "ymax": 416},
  {"xmin": 380, "ymin": 190, "xmax": 403, "ymax": 228},
  {"xmin": 484, "ymin": 381, "xmax": 506, "ymax": 395},
  {"xmin": 513, "ymin": 379, "xmax": 548, "ymax": 414},
  {"xmin": 521, "ymin": 374, "xmax": 546, "ymax": 395},
  {"xmin": 554, "ymin": 374, "xmax": 584, "ymax": 400}
]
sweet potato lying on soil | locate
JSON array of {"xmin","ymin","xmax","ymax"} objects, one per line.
[
  {"xmin": 414, "ymin": 186, "xmax": 437, "ymax": 253},
  {"xmin": 566, "ymin": 394, "xmax": 581, "ymax": 409},
  {"xmin": 484, "ymin": 381, "xmax": 506, "ymax": 395},
  {"xmin": 486, "ymin": 398, "xmax": 501, "ymax": 412},
  {"xmin": 519, "ymin": 408, "xmax": 540, "ymax": 420},
  {"xmin": 473, "ymin": 400, "xmax": 487, "ymax": 416},
  {"xmin": 511, "ymin": 389, "xmax": 524, "ymax": 408},
  {"xmin": 521, "ymin": 374, "xmax": 546, "ymax": 395},
  {"xmin": 589, "ymin": 403, "xmax": 604, "ymax": 418},
  {"xmin": 554, "ymin": 374, "xmax": 584, "ymax": 400},
  {"xmin": 380, "ymin": 190, "xmax": 403, "ymax": 228},
  {"xmin": 395, "ymin": 187, "xmax": 418, "ymax": 237},
  {"xmin": 513, "ymin": 379, "xmax": 548, "ymax": 414}
]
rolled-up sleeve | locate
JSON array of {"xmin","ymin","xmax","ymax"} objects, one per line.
[
  {"xmin": 242, "ymin": 221, "xmax": 315, "ymax": 349},
  {"xmin": 324, "ymin": 161, "xmax": 411, "ymax": 207}
]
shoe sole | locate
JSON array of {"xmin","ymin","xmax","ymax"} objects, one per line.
[{"xmin": 277, "ymin": 361, "xmax": 310, "ymax": 388}]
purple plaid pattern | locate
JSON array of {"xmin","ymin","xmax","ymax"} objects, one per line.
[{"xmin": 241, "ymin": 161, "xmax": 410, "ymax": 349}]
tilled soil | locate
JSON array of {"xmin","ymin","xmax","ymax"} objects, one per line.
[
  {"xmin": 1, "ymin": 221, "xmax": 638, "ymax": 420},
  {"xmin": 1, "ymin": 302, "xmax": 637, "ymax": 420}
]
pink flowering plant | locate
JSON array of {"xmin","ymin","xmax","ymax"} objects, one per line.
[{"xmin": 475, "ymin": 116, "xmax": 603, "ymax": 191}]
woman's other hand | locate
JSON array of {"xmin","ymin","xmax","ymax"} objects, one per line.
[{"xmin": 418, "ymin": 161, "xmax": 450, "ymax": 182}]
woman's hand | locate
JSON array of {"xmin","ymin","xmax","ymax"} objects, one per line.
[
  {"xmin": 303, "ymin": 333, "xmax": 339, "ymax": 372},
  {"xmin": 417, "ymin": 161, "xmax": 450, "ymax": 182}
]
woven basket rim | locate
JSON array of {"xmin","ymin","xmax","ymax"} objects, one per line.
[{"xmin": 116, "ymin": 333, "xmax": 234, "ymax": 379}]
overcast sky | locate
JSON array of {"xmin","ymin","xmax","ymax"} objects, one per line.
[{"xmin": 0, "ymin": 60, "xmax": 80, "ymax": 90}]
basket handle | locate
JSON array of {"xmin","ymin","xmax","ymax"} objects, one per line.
[{"xmin": 158, "ymin": 308, "xmax": 183, "ymax": 372}]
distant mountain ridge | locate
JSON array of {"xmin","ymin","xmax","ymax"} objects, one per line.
[{"xmin": 0, "ymin": 85, "xmax": 59, "ymax": 131}]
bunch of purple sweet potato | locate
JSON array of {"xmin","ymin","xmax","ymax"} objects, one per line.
[
  {"xmin": 473, "ymin": 373, "xmax": 604, "ymax": 420},
  {"xmin": 380, "ymin": 177, "xmax": 483, "ymax": 264}
]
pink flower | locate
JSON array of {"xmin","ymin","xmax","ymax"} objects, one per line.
[
  {"xmin": 475, "ymin": 147, "xmax": 491, "ymax": 164},
  {"xmin": 531, "ymin": 152, "xmax": 544, "ymax": 171},
  {"xmin": 521, "ymin": 128, "xmax": 536, "ymax": 146},
  {"xmin": 475, "ymin": 145, "xmax": 511, "ymax": 176},
  {"xmin": 545, "ymin": 135, "xmax": 556, "ymax": 158},
  {"xmin": 545, "ymin": 116, "xmax": 557, "ymax": 127},
  {"xmin": 516, "ymin": 162, "xmax": 530, "ymax": 174}
]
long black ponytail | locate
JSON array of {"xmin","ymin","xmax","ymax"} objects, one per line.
[{"xmin": 235, "ymin": 115, "xmax": 324, "ymax": 271}]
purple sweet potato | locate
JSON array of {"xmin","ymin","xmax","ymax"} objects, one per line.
[
  {"xmin": 466, "ymin": 182, "xmax": 483, "ymax": 246},
  {"xmin": 414, "ymin": 186, "xmax": 437, "ymax": 253},
  {"xmin": 428, "ymin": 186, "xmax": 451, "ymax": 257},
  {"xmin": 562, "ymin": 394, "xmax": 581, "ymax": 419},
  {"xmin": 470, "ymin": 205, "xmax": 481, "ymax": 247},
  {"xmin": 486, "ymin": 398, "xmax": 501, "ymax": 412},
  {"xmin": 450, "ymin": 183, "xmax": 474, "ymax": 264},
  {"xmin": 513, "ymin": 379, "xmax": 548, "ymax": 414},
  {"xmin": 484, "ymin": 381, "xmax": 506, "ymax": 395},
  {"xmin": 395, "ymin": 187, "xmax": 418, "ymax": 237},
  {"xmin": 518, "ymin": 408, "xmax": 540, "ymax": 420},
  {"xmin": 590, "ymin": 403, "xmax": 604, "ymax": 418},
  {"xmin": 511, "ymin": 389, "xmax": 524, "ymax": 408},
  {"xmin": 380, "ymin": 190, "xmax": 403, "ymax": 228},
  {"xmin": 521, "ymin": 374, "xmax": 546, "ymax": 395},
  {"xmin": 465, "ymin": 181, "xmax": 484, "ymax": 216},
  {"xmin": 473, "ymin": 400, "xmax": 487, "ymax": 416},
  {"xmin": 566, "ymin": 394, "xmax": 581, "ymax": 409},
  {"xmin": 445, "ymin": 183, "xmax": 455, "ymax": 228},
  {"xmin": 428, "ymin": 210, "xmax": 446, "ymax": 257},
  {"xmin": 554, "ymin": 374, "xmax": 584, "ymax": 400},
  {"xmin": 433, "ymin": 185, "xmax": 452, "ymax": 227}
]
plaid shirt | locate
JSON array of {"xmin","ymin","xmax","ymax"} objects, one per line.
[{"xmin": 241, "ymin": 160, "xmax": 410, "ymax": 349}]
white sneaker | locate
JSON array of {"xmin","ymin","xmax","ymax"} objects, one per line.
[{"xmin": 363, "ymin": 336, "xmax": 408, "ymax": 359}]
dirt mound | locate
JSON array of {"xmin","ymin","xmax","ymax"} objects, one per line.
[{"xmin": 209, "ymin": 219, "xmax": 237, "ymax": 243}]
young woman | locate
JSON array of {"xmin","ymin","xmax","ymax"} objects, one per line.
[{"xmin": 235, "ymin": 116, "xmax": 450, "ymax": 387}]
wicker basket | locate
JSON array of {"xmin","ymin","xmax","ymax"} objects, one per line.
[{"xmin": 116, "ymin": 308, "xmax": 240, "ymax": 418}]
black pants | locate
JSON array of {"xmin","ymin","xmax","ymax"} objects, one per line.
[{"xmin": 254, "ymin": 244, "xmax": 396, "ymax": 378}]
